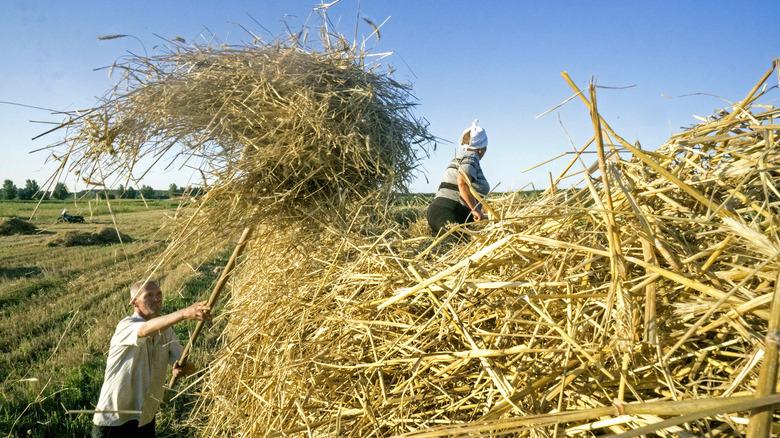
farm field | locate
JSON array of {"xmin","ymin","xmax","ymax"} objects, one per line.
[{"xmin": 0, "ymin": 199, "xmax": 231, "ymax": 437}]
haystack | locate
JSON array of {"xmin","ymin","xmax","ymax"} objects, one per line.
[
  {"xmin": 47, "ymin": 227, "xmax": 132, "ymax": 247},
  {"xmin": 0, "ymin": 217, "xmax": 38, "ymax": 235},
  {"xmin": 192, "ymin": 62, "xmax": 780, "ymax": 437}
]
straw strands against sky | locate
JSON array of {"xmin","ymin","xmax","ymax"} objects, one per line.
[
  {"xmin": 40, "ymin": 29, "xmax": 434, "ymax": 234},
  {"xmin": 1, "ymin": 0, "xmax": 779, "ymax": 193}
]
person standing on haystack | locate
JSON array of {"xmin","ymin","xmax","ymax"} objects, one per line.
[
  {"xmin": 91, "ymin": 280, "xmax": 212, "ymax": 438},
  {"xmin": 427, "ymin": 119, "xmax": 490, "ymax": 237}
]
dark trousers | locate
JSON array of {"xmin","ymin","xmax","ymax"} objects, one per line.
[
  {"xmin": 92, "ymin": 419, "xmax": 155, "ymax": 438},
  {"xmin": 426, "ymin": 197, "xmax": 474, "ymax": 237}
]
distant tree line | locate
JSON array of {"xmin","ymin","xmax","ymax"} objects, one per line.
[
  {"xmin": 1, "ymin": 180, "xmax": 202, "ymax": 200},
  {"xmin": 2, "ymin": 179, "xmax": 44, "ymax": 200}
]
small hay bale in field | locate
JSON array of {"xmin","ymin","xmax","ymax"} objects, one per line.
[
  {"xmin": 47, "ymin": 228, "xmax": 131, "ymax": 247},
  {"xmin": 0, "ymin": 218, "xmax": 38, "ymax": 236},
  {"xmin": 92, "ymin": 227, "xmax": 132, "ymax": 244},
  {"xmin": 48, "ymin": 231, "xmax": 96, "ymax": 247}
]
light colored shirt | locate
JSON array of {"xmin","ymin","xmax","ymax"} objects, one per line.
[
  {"xmin": 434, "ymin": 150, "xmax": 490, "ymax": 206},
  {"xmin": 93, "ymin": 313, "xmax": 183, "ymax": 427}
]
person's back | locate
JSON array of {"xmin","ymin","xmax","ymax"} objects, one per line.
[
  {"xmin": 427, "ymin": 120, "xmax": 490, "ymax": 236},
  {"xmin": 433, "ymin": 149, "xmax": 489, "ymax": 205}
]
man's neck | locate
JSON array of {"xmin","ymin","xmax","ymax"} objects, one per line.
[{"xmin": 134, "ymin": 310, "xmax": 155, "ymax": 321}]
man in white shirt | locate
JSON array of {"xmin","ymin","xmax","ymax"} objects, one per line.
[{"xmin": 92, "ymin": 280, "xmax": 212, "ymax": 437}]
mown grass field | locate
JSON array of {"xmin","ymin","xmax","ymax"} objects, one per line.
[{"xmin": 0, "ymin": 198, "xmax": 231, "ymax": 437}]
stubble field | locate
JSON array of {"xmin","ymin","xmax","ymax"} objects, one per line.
[{"xmin": 0, "ymin": 198, "xmax": 230, "ymax": 437}]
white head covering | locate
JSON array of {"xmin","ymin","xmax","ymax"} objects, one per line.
[{"xmin": 460, "ymin": 119, "xmax": 488, "ymax": 150}]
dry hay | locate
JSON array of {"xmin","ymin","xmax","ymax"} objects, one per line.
[
  {"xmin": 41, "ymin": 22, "xmax": 432, "ymax": 255},
  {"xmin": 0, "ymin": 217, "xmax": 38, "ymax": 236},
  {"xmin": 190, "ymin": 62, "xmax": 780, "ymax": 437},
  {"xmin": 47, "ymin": 227, "xmax": 132, "ymax": 247},
  {"xmin": 33, "ymin": 8, "xmax": 780, "ymax": 435}
]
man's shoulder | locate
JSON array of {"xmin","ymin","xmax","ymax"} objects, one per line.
[
  {"xmin": 457, "ymin": 150, "xmax": 480, "ymax": 161},
  {"xmin": 118, "ymin": 313, "xmax": 145, "ymax": 325},
  {"xmin": 112, "ymin": 314, "xmax": 146, "ymax": 337},
  {"xmin": 458, "ymin": 151, "xmax": 481, "ymax": 168}
]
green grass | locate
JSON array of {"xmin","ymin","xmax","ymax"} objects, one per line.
[
  {"xmin": 0, "ymin": 198, "xmax": 182, "ymax": 223},
  {"xmin": 0, "ymin": 199, "xmax": 228, "ymax": 437}
]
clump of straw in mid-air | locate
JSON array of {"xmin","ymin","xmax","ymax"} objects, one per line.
[{"xmin": 41, "ymin": 14, "xmax": 433, "ymax": 256}]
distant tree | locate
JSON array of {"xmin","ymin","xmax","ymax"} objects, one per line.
[
  {"xmin": 186, "ymin": 186, "xmax": 203, "ymax": 197},
  {"xmin": 2, "ymin": 180, "xmax": 17, "ymax": 200},
  {"xmin": 124, "ymin": 186, "xmax": 137, "ymax": 199},
  {"xmin": 18, "ymin": 179, "xmax": 40, "ymax": 200},
  {"xmin": 52, "ymin": 182, "xmax": 69, "ymax": 200},
  {"xmin": 168, "ymin": 183, "xmax": 179, "ymax": 198},
  {"xmin": 115, "ymin": 184, "xmax": 125, "ymax": 199},
  {"xmin": 140, "ymin": 185, "xmax": 155, "ymax": 199}
]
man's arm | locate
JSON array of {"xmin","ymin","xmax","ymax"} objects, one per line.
[
  {"xmin": 457, "ymin": 172, "xmax": 483, "ymax": 221},
  {"xmin": 137, "ymin": 300, "xmax": 211, "ymax": 337},
  {"xmin": 172, "ymin": 361, "xmax": 196, "ymax": 378}
]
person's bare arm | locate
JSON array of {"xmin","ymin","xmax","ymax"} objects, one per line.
[
  {"xmin": 172, "ymin": 361, "xmax": 196, "ymax": 378},
  {"xmin": 457, "ymin": 172, "xmax": 483, "ymax": 221},
  {"xmin": 137, "ymin": 301, "xmax": 211, "ymax": 337}
]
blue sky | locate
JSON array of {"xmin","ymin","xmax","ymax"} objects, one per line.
[{"xmin": 1, "ymin": 0, "xmax": 778, "ymax": 194}]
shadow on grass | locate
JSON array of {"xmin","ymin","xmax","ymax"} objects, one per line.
[{"xmin": 0, "ymin": 266, "xmax": 43, "ymax": 280}]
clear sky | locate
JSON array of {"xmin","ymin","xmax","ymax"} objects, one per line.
[{"xmin": 1, "ymin": 0, "xmax": 778, "ymax": 194}]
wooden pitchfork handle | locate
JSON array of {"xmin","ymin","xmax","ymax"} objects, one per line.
[{"xmin": 168, "ymin": 225, "xmax": 253, "ymax": 388}]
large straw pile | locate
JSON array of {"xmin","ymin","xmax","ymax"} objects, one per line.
[{"xmin": 194, "ymin": 62, "xmax": 780, "ymax": 437}]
